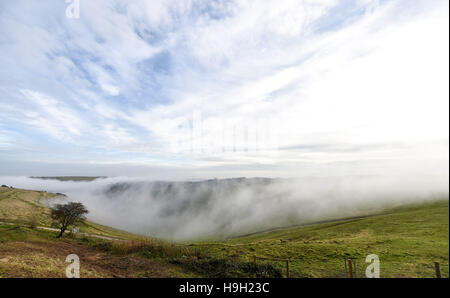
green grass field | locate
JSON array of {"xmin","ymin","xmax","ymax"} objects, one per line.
[
  {"xmin": 0, "ymin": 186, "xmax": 448, "ymax": 278},
  {"xmin": 193, "ymin": 200, "xmax": 449, "ymax": 277},
  {"xmin": 0, "ymin": 187, "xmax": 139, "ymax": 240}
]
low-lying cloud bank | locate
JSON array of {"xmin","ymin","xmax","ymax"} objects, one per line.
[{"xmin": 1, "ymin": 175, "xmax": 448, "ymax": 241}]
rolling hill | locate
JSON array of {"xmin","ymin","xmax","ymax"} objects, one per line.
[{"xmin": 0, "ymin": 186, "xmax": 448, "ymax": 278}]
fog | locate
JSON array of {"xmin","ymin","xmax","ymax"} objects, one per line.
[{"xmin": 1, "ymin": 175, "xmax": 448, "ymax": 241}]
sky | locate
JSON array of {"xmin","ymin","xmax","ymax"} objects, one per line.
[{"xmin": 0, "ymin": 0, "xmax": 448, "ymax": 179}]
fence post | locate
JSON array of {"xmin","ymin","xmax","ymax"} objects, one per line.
[
  {"xmin": 435, "ymin": 262, "xmax": 441, "ymax": 278},
  {"xmin": 286, "ymin": 260, "xmax": 290, "ymax": 278},
  {"xmin": 253, "ymin": 255, "xmax": 256, "ymax": 265},
  {"xmin": 344, "ymin": 257, "xmax": 348, "ymax": 276},
  {"xmin": 348, "ymin": 259, "xmax": 354, "ymax": 278}
]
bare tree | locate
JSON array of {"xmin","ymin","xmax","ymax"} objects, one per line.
[{"xmin": 50, "ymin": 202, "xmax": 89, "ymax": 238}]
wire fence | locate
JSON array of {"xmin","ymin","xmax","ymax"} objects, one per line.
[{"xmin": 250, "ymin": 255, "xmax": 447, "ymax": 278}]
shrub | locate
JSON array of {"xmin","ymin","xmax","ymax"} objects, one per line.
[
  {"xmin": 171, "ymin": 257, "xmax": 283, "ymax": 278},
  {"xmin": 104, "ymin": 239, "xmax": 203, "ymax": 259}
]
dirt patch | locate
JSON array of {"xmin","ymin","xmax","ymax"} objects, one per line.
[{"xmin": 0, "ymin": 240, "xmax": 181, "ymax": 278}]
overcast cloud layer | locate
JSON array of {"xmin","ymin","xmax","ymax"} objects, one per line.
[{"xmin": 0, "ymin": 0, "xmax": 448, "ymax": 178}]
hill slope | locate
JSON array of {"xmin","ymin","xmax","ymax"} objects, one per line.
[
  {"xmin": 0, "ymin": 186, "xmax": 448, "ymax": 278},
  {"xmin": 0, "ymin": 186, "xmax": 194, "ymax": 277},
  {"xmin": 0, "ymin": 186, "xmax": 138, "ymax": 240},
  {"xmin": 190, "ymin": 200, "xmax": 449, "ymax": 277}
]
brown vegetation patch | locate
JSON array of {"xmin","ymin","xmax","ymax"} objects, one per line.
[{"xmin": 0, "ymin": 240, "xmax": 180, "ymax": 278}]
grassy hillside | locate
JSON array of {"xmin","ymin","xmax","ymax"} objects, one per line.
[
  {"xmin": 0, "ymin": 186, "xmax": 197, "ymax": 277},
  {"xmin": 0, "ymin": 186, "xmax": 448, "ymax": 278},
  {"xmin": 191, "ymin": 200, "xmax": 449, "ymax": 278},
  {"xmin": 0, "ymin": 187, "xmax": 138, "ymax": 240},
  {"xmin": 0, "ymin": 224, "xmax": 194, "ymax": 277},
  {"xmin": 0, "ymin": 186, "xmax": 279, "ymax": 278}
]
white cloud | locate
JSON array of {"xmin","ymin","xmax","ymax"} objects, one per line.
[
  {"xmin": 0, "ymin": 0, "xmax": 448, "ymax": 176},
  {"xmin": 18, "ymin": 89, "xmax": 85, "ymax": 140},
  {"xmin": 122, "ymin": 0, "xmax": 448, "ymax": 169}
]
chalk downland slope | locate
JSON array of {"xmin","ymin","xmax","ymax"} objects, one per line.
[
  {"xmin": 0, "ymin": 186, "xmax": 281, "ymax": 278},
  {"xmin": 0, "ymin": 186, "xmax": 193, "ymax": 277},
  {"xmin": 191, "ymin": 200, "xmax": 449, "ymax": 278},
  {"xmin": 0, "ymin": 186, "xmax": 448, "ymax": 278},
  {"xmin": 0, "ymin": 186, "xmax": 139, "ymax": 240},
  {"xmin": 0, "ymin": 227, "xmax": 184, "ymax": 278}
]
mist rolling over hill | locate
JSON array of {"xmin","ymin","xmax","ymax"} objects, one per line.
[
  {"xmin": 0, "ymin": 0, "xmax": 449, "ymax": 283},
  {"xmin": 1, "ymin": 175, "xmax": 447, "ymax": 241}
]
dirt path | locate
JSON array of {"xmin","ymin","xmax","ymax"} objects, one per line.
[
  {"xmin": 37, "ymin": 226, "xmax": 124, "ymax": 241},
  {"xmin": 0, "ymin": 222, "xmax": 123, "ymax": 241}
]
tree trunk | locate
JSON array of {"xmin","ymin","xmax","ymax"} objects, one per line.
[{"xmin": 57, "ymin": 227, "xmax": 66, "ymax": 238}]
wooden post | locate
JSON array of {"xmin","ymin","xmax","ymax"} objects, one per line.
[
  {"xmin": 435, "ymin": 262, "xmax": 441, "ymax": 278},
  {"xmin": 347, "ymin": 259, "xmax": 354, "ymax": 278},
  {"xmin": 286, "ymin": 260, "xmax": 290, "ymax": 278},
  {"xmin": 253, "ymin": 255, "xmax": 256, "ymax": 265},
  {"xmin": 344, "ymin": 257, "xmax": 348, "ymax": 275}
]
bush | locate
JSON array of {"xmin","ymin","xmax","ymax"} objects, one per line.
[
  {"xmin": 28, "ymin": 214, "xmax": 40, "ymax": 229},
  {"xmin": 94, "ymin": 239, "xmax": 203, "ymax": 259},
  {"xmin": 171, "ymin": 257, "xmax": 283, "ymax": 278}
]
